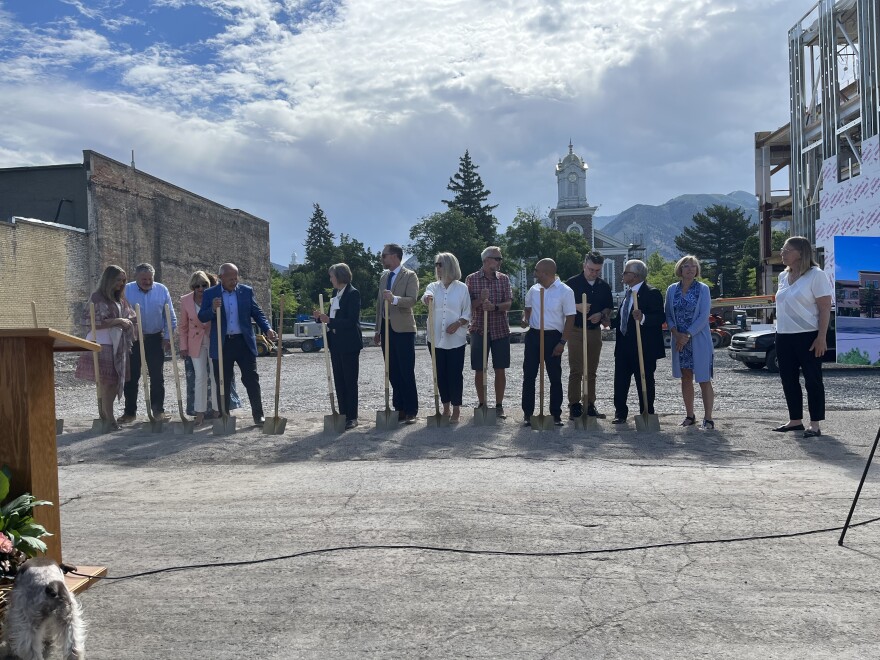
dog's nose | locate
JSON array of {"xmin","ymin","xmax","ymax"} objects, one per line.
[{"xmin": 45, "ymin": 580, "xmax": 64, "ymax": 599}]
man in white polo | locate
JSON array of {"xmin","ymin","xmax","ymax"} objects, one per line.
[{"xmin": 520, "ymin": 258, "xmax": 576, "ymax": 426}]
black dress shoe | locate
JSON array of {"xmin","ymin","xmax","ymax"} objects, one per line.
[
  {"xmin": 803, "ymin": 428, "xmax": 822, "ymax": 438},
  {"xmin": 553, "ymin": 416, "xmax": 564, "ymax": 426},
  {"xmin": 772, "ymin": 423, "xmax": 805, "ymax": 432},
  {"xmin": 587, "ymin": 404, "xmax": 606, "ymax": 419},
  {"xmin": 569, "ymin": 402, "xmax": 583, "ymax": 419},
  {"xmin": 253, "ymin": 416, "xmax": 266, "ymax": 426},
  {"xmin": 611, "ymin": 416, "xmax": 627, "ymax": 424},
  {"xmin": 404, "ymin": 414, "xmax": 417, "ymax": 424},
  {"xmin": 523, "ymin": 416, "xmax": 531, "ymax": 427},
  {"xmin": 397, "ymin": 410, "xmax": 406, "ymax": 422},
  {"xmin": 345, "ymin": 419, "xmax": 358, "ymax": 430}
]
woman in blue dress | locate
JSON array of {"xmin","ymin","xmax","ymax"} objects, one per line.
[{"xmin": 665, "ymin": 256, "xmax": 715, "ymax": 429}]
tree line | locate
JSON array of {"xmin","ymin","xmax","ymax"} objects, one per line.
[{"xmin": 271, "ymin": 151, "xmax": 783, "ymax": 324}]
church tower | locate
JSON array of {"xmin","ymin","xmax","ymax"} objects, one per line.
[{"xmin": 548, "ymin": 141, "xmax": 597, "ymax": 239}]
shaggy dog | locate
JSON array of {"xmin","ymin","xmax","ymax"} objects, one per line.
[{"xmin": 0, "ymin": 558, "xmax": 85, "ymax": 660}]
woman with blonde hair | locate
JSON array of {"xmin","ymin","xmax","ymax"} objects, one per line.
[
  {"xmin": 179, "ymin": 270, "xmax": 216, "ymax": 426},
  {"xmin": 75, "ymin": 265, "xmax": 136, "ymax": 428},
  {"xmin": 772, "ymin": 236, "xmax": 833, "ymax": 437},
  {"xmin": 665, "ymin": 256, "xmax": 714, "ymax": 429},
  {"xmin": 422, "ymin": 252, "xmax": 471, "ymax": 423}
]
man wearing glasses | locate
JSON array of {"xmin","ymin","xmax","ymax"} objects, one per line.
[
  {"xmin": 465, "ymin": 246, "xmax": 513, "ymax": 418},
  {"xmin": 612, "ymin": 259, "xmax": 666, "ymax": 424},
  {"xmin": 374, "ymin": 243, "xmax": 420, "ymax": 423},
  {"xmin": 565, "ymin": 251, "xmax": 614, "ymax": 420}
]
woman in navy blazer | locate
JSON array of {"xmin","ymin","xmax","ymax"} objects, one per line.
[{"xmin": 315, "ymin": 263, "xmax": 362, "ymax": 429}]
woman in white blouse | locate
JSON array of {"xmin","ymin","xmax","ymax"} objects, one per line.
[
  {"xmin": 773, "ymin": 237, "xmax": 833, "ymax": 438},
  {"xmin": 422, "ymin": 252, "xmax": 472, "ymax": 423}
]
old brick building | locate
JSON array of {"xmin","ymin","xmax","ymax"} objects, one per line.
[{"xmin": 0, "ymin": 150, "xmax": 270, "ymax": 332}]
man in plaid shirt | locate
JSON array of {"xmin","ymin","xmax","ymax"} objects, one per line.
[{"xmin": 465, "ymin": 246, "xmax": 513, "ymax": 418}]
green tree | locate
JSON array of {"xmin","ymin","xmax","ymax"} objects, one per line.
[
  {"xmin": 673, "ymin": 204, "xmax": 757, "ymax": 297},
  {"xmin": 270, "ymin": 267, "xmax": 298, "ymax": 332},
  {"xmin": 442, "ymin": 150, "xmax": 498, "ymax": 245},
  {"xmin": 304, "ymin": 203, "xmax": 337, "ymax": 270},
  {"xmin": 500, "ymin": 207, "xmax": 591, "ymax": 280},
  {"xmin": 408, "ymin": 210, "xmax": 485, "ymax": 278},
  {"xmin": 735, "ymin": 230, "xmax": 788, "ymax": 295}
]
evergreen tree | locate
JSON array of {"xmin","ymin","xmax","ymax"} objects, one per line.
[
  {"xmin": 304, "ymin": 203, "xmax": 336, "ymax": 268},
  {"xmin": 674, "ymin": 205, "xmax": 756, "ymax": 297},
  {"xmin": 337, "ymin": 233, "xmax": 382, "ymax": 311},
  {"xmin": 442, "ymin": 150, "xmax": 498, "ymax": 245}
]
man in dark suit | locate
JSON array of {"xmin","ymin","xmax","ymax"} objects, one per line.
[
  {"xmin": 198, "ymin": 262, "xmax": 277, "ymax": 425},
  {"xmin": 315, "ymin": 263, "xmax": 362, "ymax": 430},
  {"xmin": 373, "ymin": 243, "xmax": 419, "ymax": 422},
  {"xmin": 612, "ymin": 259, "xmax": 666, "ymax": 424}
]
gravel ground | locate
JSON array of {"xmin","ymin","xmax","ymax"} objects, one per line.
[{"xmin": 53, "ymin": 342, "xmax": 880, "ymax": 422}]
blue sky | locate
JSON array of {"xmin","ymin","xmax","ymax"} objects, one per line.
[
  {"xmin": 835, "ymin": 236, "xmax": 880, "ymax": 281},
  {"xmin": 0, "ymin": 0, "xmax": 797, "ymax": 264}
]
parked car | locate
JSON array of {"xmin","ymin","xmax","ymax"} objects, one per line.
[{"xmin": 727, "ymin": 319, "xmax": 836, "ymax": 372}]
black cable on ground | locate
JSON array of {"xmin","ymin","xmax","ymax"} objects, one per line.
[{"xmin": 66, "ymin": 514, "xmax": 880, "ymax": 583}]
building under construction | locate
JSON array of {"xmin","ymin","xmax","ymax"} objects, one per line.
[{"xmin": 755, "ymin": 0, "xmax": 880, "ymax": 294}]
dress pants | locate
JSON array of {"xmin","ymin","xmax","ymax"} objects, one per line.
[
  {"xmin": 522, "ymin": 328, "xmax": 563, "ymax": 418},
  {"xmin": 567, "ymin": 326, "xmax": 603, "ymax": 405},
  {"xmin": 429, "ymin": 344, "xmax": 465, "ymax": 406},
  {"xmin": 381, "ymin": 328, "xmax": 418, "ymax": 415},
  {"xmin": 330, "ymin": 349, "xmax": 360, "ymax": 421},
  {"xmin": 212, "ymin": 335, "xmax": 264, "ymax": 419},
  {"xmin": 124, "ymin": 332, "xmax": 166, "ymax": 415},
  {"xmin": 614, "ymin": 345, "xmax": 657, "ymax": 417},
  {"xmin": 189, "ymin": 342, "xmax": 217, "ymax": 414},
  {"xmin": 777, "ymin": 330, "xmax": 825, "ymax": 422}
]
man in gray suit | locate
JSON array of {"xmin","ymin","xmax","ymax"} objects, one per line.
[{"xmin": 373, "ymin": 243, "xmax": 420, "ymax": 422}]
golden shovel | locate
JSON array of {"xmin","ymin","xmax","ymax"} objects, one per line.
[
  {"xmin": 375, "ymin": 300, "xmax": 398, "ymax": 430},
  {"xmin": 212, "ymin": 305, "xmax": 237, "ymax": 435},
  {"xmin": 263, "ymin": 297, "xmax": 288, "ymax": 434},
  {"xmin": 426, "ymin": 298, "xmax": 449, "ymax": 427},
  {"xmin": 632, "ymin": 292, "xmax": 661, "ymax": 433},
  {"xmin": 573, "ymin": 293, "xmax": 598, "ymax": 431},
  {"xmin": 165, "ymin": 304, "xmax": 194, "ymax": 435},
  {"xmin": 473, "ymin": 307, "xmax": 497, "ymax": 426},
  {"xmin": 318, "ymin": 294, "xmax": 346, "ymax": 434}
]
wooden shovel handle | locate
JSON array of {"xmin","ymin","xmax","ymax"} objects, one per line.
[{"xmin": 631, "ymin": 290, "xmax": 650, "ymax": 414}]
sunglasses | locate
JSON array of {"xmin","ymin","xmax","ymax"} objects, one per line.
[{"xmin": 192, "ymin": 283, "xmax": 209, "ymax": 289}]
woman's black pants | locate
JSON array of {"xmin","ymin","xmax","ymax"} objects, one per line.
[{"xmin": 777, "ymin": 330, "xmax": 825, "ymax": 422}]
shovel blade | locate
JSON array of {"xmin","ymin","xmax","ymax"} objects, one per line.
[
  {"xmin": 634, "ymin": 413, "xmax": 661, "ymax": 433},
  {"xmin": 212, "ymin": 416, "xmax": 237, "ymax": 436},
  {"xmin": 91, "ymin": 418, "xmax": 116, "ymax": 434},
  {"xmin": 573, "ymin": 415, "xmax": 599, "ymax": 431},
  {"xmin": 56, "ymin": 419, "xmax": 64, "ymax": 435},
  {"xmin": 472, "ymin": 406, "xmax": 497, "ymax": 426},
  {"xmin": 426, "ymin": 413, "xmax": 449, "ymax": 427},
  {"xmin": 375, "ymin": 408, "xmax": 398, "ymax": 430},
  {"xmin": 172, "ymin": 420, "xmax": 195, "ymax": 435},
  {"xmin": 262, "ymin": 416, "xmax": 288, "ymax": 435},
  {"xmin": 530, "ymin": 414, "xmax": 549, "ymax": 431},
  {"xmin": 324, "ymin": 413, "xmax": 346, "ymax": 434},
  {"xmin": 142, "ymin": 420, "xmax": 165, "ymax": 434}
]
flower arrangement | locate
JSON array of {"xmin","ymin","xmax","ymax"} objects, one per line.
[{"xmin": 0, "ymin": 466, "xmax": 53, "ymax": 580}]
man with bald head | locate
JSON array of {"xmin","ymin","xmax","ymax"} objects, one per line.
[
  {"xmin": 198, "ymin": 262, "xmax": 277, "ymax": 426},
  {"xmin": 519, "ymin": 258, "xmax": 576, "ymax": 426}
]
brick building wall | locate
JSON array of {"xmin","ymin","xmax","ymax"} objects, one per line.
[
  {"xmin": 0, "ymin": 151, "xmax": 271, "ymax": 334},
  {"xmin": 0, "ymin": 217, "xmax": 90, "ymax": 330},
  {"xmin": 85, "ymin": 152, "xmax": 270, "ymax": 311}
]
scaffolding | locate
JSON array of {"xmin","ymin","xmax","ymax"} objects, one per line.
[{"xmin": 788, "ymin": 0, "xmax": 880, "ymax": 240}]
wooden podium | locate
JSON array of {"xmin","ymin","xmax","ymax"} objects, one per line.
[{"xmin": 0, "ymin": 328, "xmax": 106, "ymax": 592}]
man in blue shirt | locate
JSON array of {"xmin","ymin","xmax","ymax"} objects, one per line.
[
  {"xmin": 119, "ymin": 263, "xmax": 176, "ymax": 423},
  {"xmin": 198, "ymin": 262, "xmax": 276, "ymax": 425}
]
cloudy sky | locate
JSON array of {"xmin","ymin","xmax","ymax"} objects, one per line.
[{"xmin": 0, "ymin": 0, "xmax": 797, "ymax": 264}]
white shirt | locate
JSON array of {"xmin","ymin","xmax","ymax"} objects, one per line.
[
  {"xmin": 776, "ymin": 267, "xmax": 833, "ymax": 334},
  {"xmin": 422, "ymin": 280, "xmax": 471, "ymax": 349},
  {"xmin": 622, "ymin": 281, "xmax": 646, "ymax": 326},
  {"xmin": 329, "ymin": 291, "xmax": 341, "ymax": 318},
  {"xmin": 525, "ymin": 278, "xmax": 576, "ymax": 332}
]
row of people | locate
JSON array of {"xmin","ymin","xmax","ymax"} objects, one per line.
[
  {"xmin": 76, "ymin": 236, "xmax": 829, "ymax": 436},
  {"xmin": 76, "ymin": 262, "xmax": 275, "ymax": 428}
]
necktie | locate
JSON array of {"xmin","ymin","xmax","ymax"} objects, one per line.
[
  {"xmin": 621, "ymin": 289, "xmax": 632, "ymax": 335},
  {"xmin": 386, "ymin": 270, "xmax": 395, "ymax": 291}
]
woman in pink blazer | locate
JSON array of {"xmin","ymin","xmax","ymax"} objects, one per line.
[{"xmin": 179, "ymin": 270, "xmax": 217, "ymax": 425}]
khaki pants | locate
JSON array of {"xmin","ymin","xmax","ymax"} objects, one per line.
[{"xmin": 567, "ymin": 326, "xmax": 603, "ymax": 406}]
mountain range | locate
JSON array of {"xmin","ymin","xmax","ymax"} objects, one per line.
[{"xmin": 592, "ymin": 191, "xmax": 758, "ymax": 261}]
